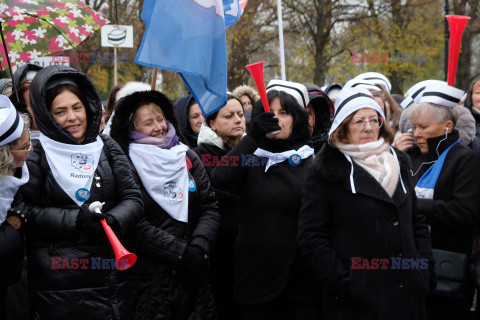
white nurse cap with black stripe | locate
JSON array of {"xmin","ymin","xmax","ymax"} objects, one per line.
[
  {"xmin": 266, "ymin": 80, "xmax": 309, "ymax": 108},
  {"xmin": 328, "ymin": 86, "xmax": 385, "ymax": 138},
  {"xmin": 419, "ymin": 83, "xmax": 464, "ymax": 107},
  {"xmin": 401, "ymin": 80, "xmax": 448, "ymax": 109},
  {"xmin": 354, "ymin": 72, "xmax": 392, "ymax": 92},
  {"xmin": 345, "ymin": 78, "xmax": 382, "ymax": 92},
  {"xmin": 0, "ymin": 95, "xmax": 24, "ymax": 146}
]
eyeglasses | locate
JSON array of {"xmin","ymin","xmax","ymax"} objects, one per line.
[
  {"xmin": 351, "ymin": 118, "xmax": 383, "ymax": 129},
  {"xmin": 11, "ymin": 130, "xmax": 32, "ymax": 153}
]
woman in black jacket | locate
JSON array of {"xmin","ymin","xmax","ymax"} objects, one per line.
[
  {"xmin": 20, "ymin": 65, "xmax": 143, "ymax": 320},
  {"xmin": 211, "ymin": 80, "xmax": 321, "ymax": 319},
  {"xmin": 0, "ymin": 99, "xmax": 30, "ymax": 320},
  {"xmin": 174, "ymin": 94, "xmax": 204, "ymax": 148},
  {"xmin": 194, "ymin": 94, "xmax": 246, "ymax": 319},
  {"xmin": 298, "ymin": 86, "xmax": 433, "ymax": 320},
  {"xmin": 110, "ymin": 90, "xmax": 220, "ymax": 320},
  {"xmin": 406, "ymin": 83, "xmax": 480, "ymax": 320}
]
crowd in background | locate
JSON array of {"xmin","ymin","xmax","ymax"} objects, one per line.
[{"xmin": 1, "ymin": 63, "xmax": 480, "ymax": 320}]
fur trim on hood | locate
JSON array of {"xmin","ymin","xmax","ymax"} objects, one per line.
[
  {"xmin": 232, "ymin": 85, "xmax": 259, "ymax": 102},
  {"xmin": 399, "ymin": 105, "xmax": 476, "ymax": 146},
  {"xmin": 110, "ymin": 90, "xmax": 182, "ymax": 155}
]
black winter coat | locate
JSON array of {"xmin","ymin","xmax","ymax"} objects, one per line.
[
  {"xmin": 0, "ymin": 192, "xmax": 25, "ymax": 289},
  {"xmin": 110, "ymin": 90, "xmax": 220, "ymax": 320},
  {"xmin": 21, "ymin": 66, "xmax": 144, "ymax": 320},
  {"xmin": 408, "ymin": 131, "xmax": 480, "ymax": 255},
  {"xmin": 211, "ymin": 136, "xmax": 321, "ymax": 305},
  {"xmin": 194, "ymin": 142, "xmax": 241, "ymax": 318},
  {"xmin": 298, "ymin": 144, "xmax": 433, "ymax": 320}
]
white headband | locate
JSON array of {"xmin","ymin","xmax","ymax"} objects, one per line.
[
  {"xmin": 328, "ymin": 86, "xmax": 385, "ymax": 138},
  {"xmin": 266, "ymin": 79, "xmax": 309, "ymax": 108},
  {"xmin": 0, "ymin": 95, "xmax": 24, "ymax": 146}
]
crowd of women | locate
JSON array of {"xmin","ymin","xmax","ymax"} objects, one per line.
[{"xmin": 1, "ymin": 64, "xmax": 480, "ymax": 320}]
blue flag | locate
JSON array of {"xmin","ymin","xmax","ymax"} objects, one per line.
[{"xmin": 136, "ymin": 0, "xmax": 244, "ymax": 117}]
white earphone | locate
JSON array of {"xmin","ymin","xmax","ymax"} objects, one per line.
[{"xmin": 445, "ymin": 127, "xmax": 449, "ymax": 133}]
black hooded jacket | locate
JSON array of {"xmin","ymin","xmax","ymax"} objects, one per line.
[
  {"xmin": 110, "ymin": 90, "xmax": 220, "ymax": 320},
  {"xmin": 463, "ymin": 80, "xmax": 480, "ymax": 138},
  {"xmin": 174, "ymin": 94, "xmax": 200, "ymax": 148},
  {"xmin": 20, "ymin": 65, "xmax": 143, "ymax": 320},
  {"xmin": 11, "ymin": 63, "xmax": 42, "ymax": 104},
  {"xmin": 304, "ymin": 83, "xmax": 333, "ymax": 153}
]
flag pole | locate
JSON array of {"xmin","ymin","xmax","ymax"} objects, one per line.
[
  {"xmin": 113, "ymin": 45, "xmax": 118, "ymax": 85},
  {"xmin": 151, "ymin": 68, "xmax": 157, "ymax": 90},
  {"xmin": 277, "ymin": 0, "xmax": 286, "ymax": 81}
]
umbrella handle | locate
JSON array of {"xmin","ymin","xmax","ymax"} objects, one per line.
[{"xmin": 0, "ymin": 22, "xmax": 19, "ymax": 102}]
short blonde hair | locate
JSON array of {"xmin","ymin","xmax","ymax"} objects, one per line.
[
  {"xmin": 407, "ymin": 102, "xmax": 459, "ymax": 126},
  {"xmin": 0, "ymin": 113, "xmax": 31, "ymax": 177},
  {"xmin": 330, "ymin": 109, "xmax": 395, "ymax": 147}
]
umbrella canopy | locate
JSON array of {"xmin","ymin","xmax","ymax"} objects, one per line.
[{"xmin": 0, "ymin": 0, "xmax": 108, "ymax": 70}]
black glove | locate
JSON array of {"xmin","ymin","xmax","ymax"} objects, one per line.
[
  {"xmin": 76, "ymin": 211, "xmax": 107, "ymax": 235},
  {"xmin": 179, "ymin": 245, "xmax": 208, "ymax": 279},
  {"xmin": 105, "ymin": 215, "xmax": 121, "ymax": 236},
  {"xmin": 248, "ymin": 112, "xmax": 281, "ymax": 142}
]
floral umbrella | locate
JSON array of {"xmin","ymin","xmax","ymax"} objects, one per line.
[{"xmin": 0, "ymin": 0, "xmax": 108, "ymax": 71}]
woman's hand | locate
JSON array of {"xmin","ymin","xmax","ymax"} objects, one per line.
[
  {"xmin": 394, "ymin": 132, "xmax": 414, "ymax": 151},
  {"xmin": 6, "ymin": 216, "xmax": 21, "ymax": 230}
]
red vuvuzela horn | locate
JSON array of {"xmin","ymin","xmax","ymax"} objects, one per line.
[
  {"xmin": 246, "ymin": 61, "xmax": 270, "ymax": 112},
  {"xmin": 446, "ymin": 15, "xmax": 471, "ymax": 86},
  {"xmin": 89, "ymin": 201, "xmax": 137, "ymax": 270}
]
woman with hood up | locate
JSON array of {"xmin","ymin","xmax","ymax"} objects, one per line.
[
  {"xmin": 174, "ymin": 94, "xmax": 204, "ymax": 148},
  {"xmin": 211, "ymin": 80, "xmax": 321, "ymax": 319},
  {"xmin": 20, "ymin": 65, "xmax": 143, "ymax": 319},
  {"xmin": 194, "ymin": 94, "xmax": 246, "ymax": 319},
  {"xmin": 304, "ymin": 83, "xmax": 334, "ymax": 153},
  {"xmin": 109, "ymin": 89, "xmax": 220, "ymax": 320}
]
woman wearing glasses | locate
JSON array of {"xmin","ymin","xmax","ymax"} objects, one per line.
[
  {"xmin": 298, "ymin": 86, "xmax": 432, "ymax": 319},
  {"xmin": 0, "ymin": 96, "xmax": 30, "ymax": 320},
  {"xmin": 19, "ymin": 66, "xmax": 143, "ymax": 320}
]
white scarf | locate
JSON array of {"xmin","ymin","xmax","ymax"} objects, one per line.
[
  {"xmin": 0, "ymin": 164, "xmax": 29, "ymax": 224},
  {"xmin": 337, "ymin": 138, "xmax": 400, "ymax": 197},
  {"xmin": 39, "ymin": 134, "xmax": 104, "ymax": 207},
  {"xmin": 129, "ymin": 143, "xmax": 190, "ymax": 223},
  {"xmin": 253, "ymin": 145, "xmax": 314, "ymax": 172},
  {"xmin": 197, "ymin": 121, "xmax": 247, "ymax": 150}
]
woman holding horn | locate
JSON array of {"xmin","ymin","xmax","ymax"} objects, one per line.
[
  {"xmin": 211, "ymin": 80, "xmax": 322, "ymax": 319},
  {"xmin": 20, "ymin": 65, "xmax": 143, "ymax": 319},
  {"xmin": 110, "ymin": 89, "xmax": 220, "ymax": 320}
]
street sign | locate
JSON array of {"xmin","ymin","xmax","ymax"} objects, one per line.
[{"xmin": 101, "ymin": 25, "xmax": 134, "ymax": 48}]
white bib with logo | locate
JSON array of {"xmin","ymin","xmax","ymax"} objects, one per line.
[
  {"xmin": 39, "ymin": 134, "xmax": 104, "ymax": 207},
  {"xmin": 129, "ymin": 143, "xmax": 190, "ymax": 223}
]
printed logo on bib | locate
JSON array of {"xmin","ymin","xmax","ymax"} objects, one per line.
[
  {"xmin": 71, "ymin": 153, "xmax": 95, "ymax": 173},
  {"xmin": 288, "ymin": 154, "xmax": 302, "ymax": 167},
  {"xmin": 75, "ymin": 188, "xmax": 90, "ymax": 202},
  {"xmin": 163, "ymin": 182, "xmax": 184, "ymax": 202}
]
